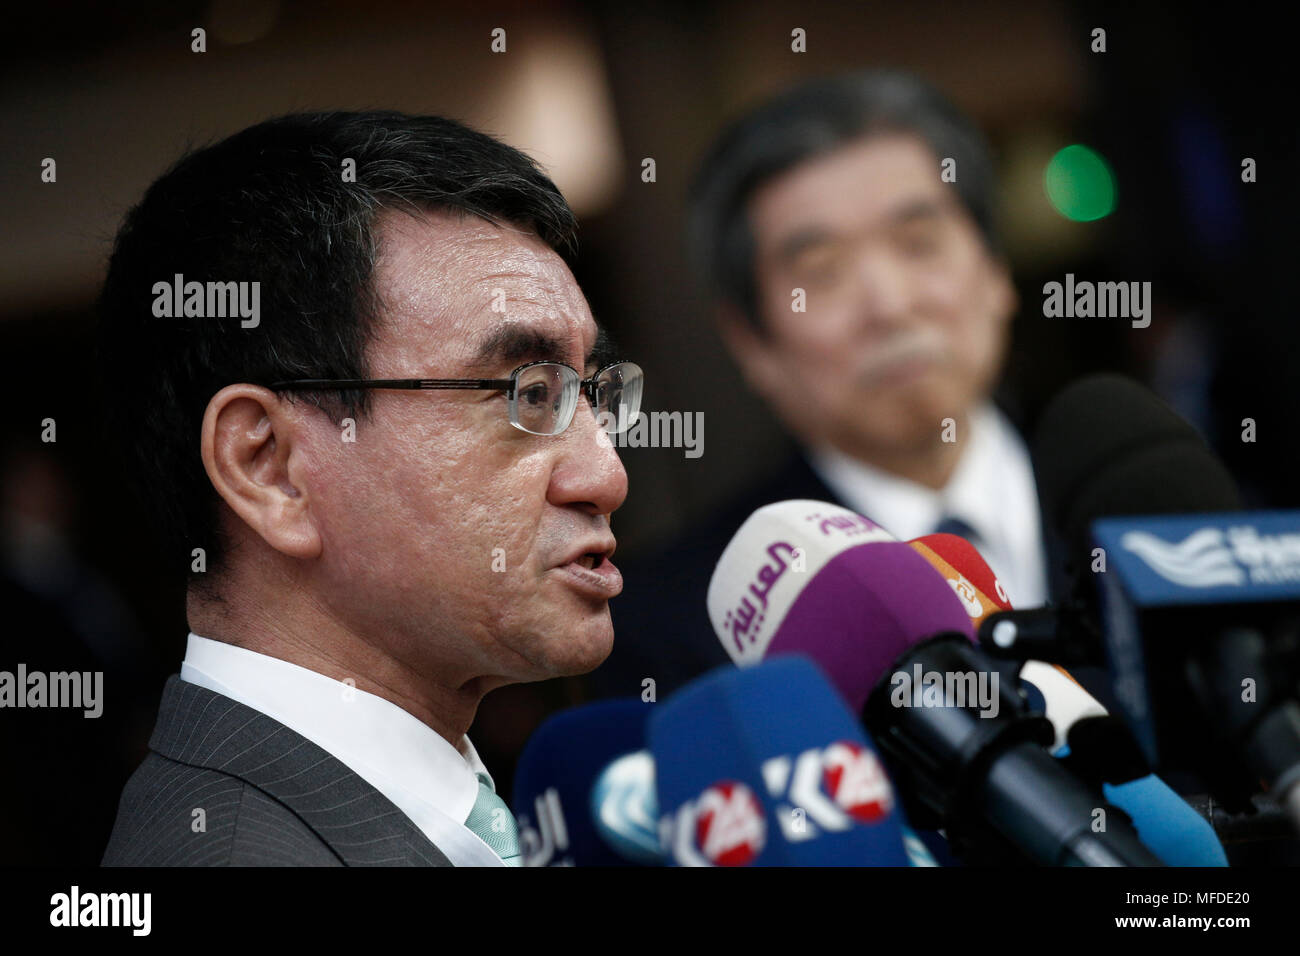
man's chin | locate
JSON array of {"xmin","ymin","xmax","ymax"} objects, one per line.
[
  {"xmin": 543, "ymin": 615, "xmax": 615, "ymax": 678},
  {"xmin": 853, "ymin": 387, "xmax": 970, "ymax": 443}
]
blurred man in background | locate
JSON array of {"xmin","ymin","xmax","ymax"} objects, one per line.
[{"xmin": 589, "ymin": 71, "xmax": 1049, "ymax": 699}]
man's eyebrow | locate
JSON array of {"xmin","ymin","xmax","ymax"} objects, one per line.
[
  {"xmin": 889, "ymin": 197, "xmax": 948, "ymax": 226},
  {"xmin": 772, "ymin": 197, "xmax": 951, "ymax": 262},
  {"xmin": 466, "ymin": 326, "xmax": 566, "ymax": 373},
  {"xmin": 772, "ymin": 227, "xmax": 833, "ymax": 264},
  {"xmin": 466, "ymin": 323, "xmax": 620, "ymax": 374}
]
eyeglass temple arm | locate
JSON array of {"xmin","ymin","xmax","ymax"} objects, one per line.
[
  {"xmin": 268, "ymin": 378, "xmax": 514, "ymax": 391},
  {"xmin": 271, "ymin": 364, "xmax": 637, "ymax": 393}
]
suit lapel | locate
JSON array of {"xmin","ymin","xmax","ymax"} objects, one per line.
[{"xmin": 149, "ymin": 675, "xmax": 451, "ymax": 866}]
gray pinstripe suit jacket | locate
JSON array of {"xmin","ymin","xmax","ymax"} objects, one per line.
[{"xmin": 101, "ymin": 675, "xmax": 453, "ymax": 866}]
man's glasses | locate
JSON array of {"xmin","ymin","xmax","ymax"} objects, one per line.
[{"xmin": 270, "ymin": 360, "xmax": 644, "ymax": 437}]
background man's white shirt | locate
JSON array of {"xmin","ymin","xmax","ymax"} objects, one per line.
[
  {"xmin": 808, "ymin": 402, "xmax": 1049, "ymax": 608},
  {"xmin": 180, "ymin": 632, "xmax": 506, "ymax": 866}
]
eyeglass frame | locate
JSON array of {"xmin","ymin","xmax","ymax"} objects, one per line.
[{"xmin": 267, "ymin": 359, "xmax": 643, "ymax": 436}]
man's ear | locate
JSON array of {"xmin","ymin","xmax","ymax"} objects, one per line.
[
  {"xmin": 715, "ymin": 302, "xmax": 787, "ymax": 404},
  {"xmin": 200, "ymin": 384, "xmax": 322, "ymax": 561}
]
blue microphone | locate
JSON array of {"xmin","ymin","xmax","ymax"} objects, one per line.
[
  {"xmin": 650, "ymin": 656, "xmax": 915, "ymax": 865},
  {"xmin": 513, "ymin": 698, "xmax": 660, "ymax": 865}
]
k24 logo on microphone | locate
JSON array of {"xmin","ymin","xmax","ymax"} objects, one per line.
[
  {"xmin": 664, "ymin": 741, "xmax": 894, "ymax": 865},
  {"xmin": 693, "ymin": 781, "xmax": 766, "ymax": 866}
]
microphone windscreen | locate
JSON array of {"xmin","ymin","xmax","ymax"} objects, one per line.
[
  {"xmin": 765, "ymin": 542, "xmax": 976, "ymax": 713},
  {"xmin": 1031, "ymin": 374, "xmax": 1241, "ymax": 555},
  {"xmin": 708, "ymin": 501, "xmax": 973, "ymax": 713},
  {"xmin": 513, "ymin": 698, "xmax": 656, "ymax": 865},
  {"xmin": 650, "ymin": 656, "xmax": 914, "ymax": 866},
  {"xmin": 708, "ymin": 500, "xmax": 898, "ymax": 666},
  {"xmin": 912, "ymin": 533, "xmax": 1012, "ymax": 611},
  {"xmin": 908, "ymin": 536, "xmax": 1007, "ymax": 628}
]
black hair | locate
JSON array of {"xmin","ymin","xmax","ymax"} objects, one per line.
[
  {"xmin": 97, "ymin": 110, "xmax": 577, "ymax": 590},
  {"xmin": 687, "ymin": 70, "xmax": 1001, "ymax": 329}
]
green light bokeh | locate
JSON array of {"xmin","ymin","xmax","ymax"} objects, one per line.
[{"xmin": 1045, "ymin": 145, "xmax": 1117, "ymax": 222}]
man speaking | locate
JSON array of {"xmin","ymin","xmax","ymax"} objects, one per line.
[{"xmin": 99, "ymin": 112, "xmax": 641, "ymax": 866}]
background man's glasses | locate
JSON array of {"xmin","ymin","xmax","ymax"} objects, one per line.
[{"xmin": 270, "ymin": 360, "xmax": 644, "ymax": 437}]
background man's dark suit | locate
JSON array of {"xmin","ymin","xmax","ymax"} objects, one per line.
[{"xmin": 102, "ymin": 676, "xmax": 452, "ymax": 866}]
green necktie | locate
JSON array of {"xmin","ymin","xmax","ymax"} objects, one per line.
[{"xmin": 463, "ymin": 772, "xmax": 523, "ymax": 866}]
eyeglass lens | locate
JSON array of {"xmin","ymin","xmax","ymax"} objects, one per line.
[
  {"xmin": 512, "ymin": 364, "xmax": 579, "ymax": 436},
  {"xmin": 510, "ymin": 362, "xmax": 643, "ymax": 436}
]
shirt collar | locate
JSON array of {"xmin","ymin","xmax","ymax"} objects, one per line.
[
  {"xmin": 807, "ymin": 403, "xmax": 1001, "ymax": 544},
  {"xmin": 805, "ymin": 403, "xmax": 1046, "ymax": 606},
  {"xmin": 179, "ymin": 633, "xmax": 489, "ymax": 822}
]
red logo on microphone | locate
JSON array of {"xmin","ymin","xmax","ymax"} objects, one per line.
[
  {"xmin": 822, "ymin": 740, "xmax": 894, "ymax": 823},
  {"xmin": 993, "ymin": 577, "xmax": 1010, "ymax": 606},
  {"xmin": 693, "ymin": 781, "xmax": 766, "ymax": 865}
]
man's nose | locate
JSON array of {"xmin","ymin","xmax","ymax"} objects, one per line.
[
  {"xmin": 547, "ymin": 398, "xmax": 628, "ymax": 516},
  {"xmin": 851, "ymin": 249, "xmax": 914, "ymax": 329}
]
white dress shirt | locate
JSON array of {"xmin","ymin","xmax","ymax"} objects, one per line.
[
  {"xmin": 807, "ymin": 402, "xmax": 1049, "ymax": 608},
  {"xmin": 179, "ymin": 632, "xmax": 506, "ymax": 866}
]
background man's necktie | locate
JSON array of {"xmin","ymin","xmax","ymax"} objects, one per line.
[
  {"xmin": 463, "ymin": 772, "xmax": 523, "ymax": 866},
  {"xmin": 931, "ymin": 514, "xmax": 978, "ymax": 545}
]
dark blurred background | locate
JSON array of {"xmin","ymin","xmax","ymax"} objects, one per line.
[{"xmin": 2, "ymin": 0, "xmax": 1297, "ymax": 864}]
